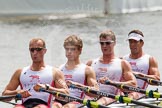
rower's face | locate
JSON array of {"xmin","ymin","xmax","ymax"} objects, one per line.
[
  {"xmin": 128, "ymin": 39, "xmax": 143, "ymax": 55},
  {"xmin": 64, "ymin": 45, "xmax": 81, "ymax": 61},
  {"xmin": 29, "ymin": 40, "xmax": 46, "ymax": 62},
  {"xmin": 100, "ymin": 37, "xmax": 115, "ymax": 55}
]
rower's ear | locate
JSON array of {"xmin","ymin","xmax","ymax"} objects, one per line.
[
  {"xmin": 79, "ymin": 48, "xmax": 82, "ymax": 55},
  {"xmin": 43, "ymin": 48, "xmax": 47, "ymax": 54}
]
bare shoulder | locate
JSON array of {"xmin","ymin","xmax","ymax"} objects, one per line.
[
  {"xmin": 121, "ymin": 59, "xmax": 130, "ymax": 66},
  {"xmin": 149, "ymin": 56, "xmax": 158, "ymax": 64},
  {"xmin": 52, "ymin": 66, "xmax": 60, "ymax": 73},
  {"xmin": 121, "ymin": 59, "xmax": 132, "ymax": 71},
  {"xmin": 12, "ymin": 68, "xmax": 23, "ymax": 78},
  {"xmin": 86, "ymin": 59, "xmax": 93, "ymax": 66},
  {"xmin": 4, "ymin": 68, "xmax": 23, "ymax": 91},
  {"xmin": 85, "ymin": 65, "xmax": 95, "ymax": 75},
  {"xmin": 52, "ymin": 66, "xmax": 64, "ymax": 78}
]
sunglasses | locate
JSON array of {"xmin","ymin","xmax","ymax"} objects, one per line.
[
  {"xmin": 100, "ymin": 41, "xmax": 114, "ymax": 46},
  {"xmin": 29, "ymin": 47, "xmax": 44, "ymax": 52}
]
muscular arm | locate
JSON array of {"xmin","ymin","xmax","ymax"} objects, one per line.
[
  {"xmin": 116, "ymin": 60, "xmax": 137, "ymax": 87},
  {"xmin": 147, "ymin": 56, "xmax": 160, "ymax": 80},
  {"xmin": 1, "ymin": 69, "xmax": 31, "ymax": 101},
  {"xmin": 85, "ymin": 66, "xmax": 99, "ymax": 97},
  {"xmin": 2, "ymin": 69, "xmax": 21, "ymax": 96},
  {"xmin": 52, "ymin": 67, "xmax": 69, "ymax": 94},
  {"xmin": 86, "ymin": 60, "xmax": 98, "ymax": 89},
  {"xmin": 85, "ymin": 66, "xmax": 99, "ymax": 89}
]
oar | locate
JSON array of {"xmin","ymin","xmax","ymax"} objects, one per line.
[
  {"xmin": 104, "ymin": 80, "xmax": 162, "ymax": 98},
  {"xmin": 0, "ymin": 101, "xmax": 17, "ymax": 105},
  {"xmin": 69, "ymin": 84, "xmax": 162, "ymax": 108},
  {"xmin": 0, "ymin": 94, "xmax": 22, "ymax": 105},
  {"xmin": 0, "ymin": 94, "xmax": 22, "ymax": 101},
  {"xmin": 38, "ymin": 88, "xmax": 108, "ymax": 108},
  {"xmin": 0, "ymin": 95, "xmax": 16, "ymax": 101},
  {"xmin": 134, "ymin": 74, "xmax": 162, "ymax": 86}
]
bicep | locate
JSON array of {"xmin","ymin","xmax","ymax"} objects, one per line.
[
  {"xmin": 122, "ymin": 60, "xmax": 135, "ymax": 81},
  {"xmin": 149, "ymin": 57, "xmax": 159, "ymax": 75},
  {"xmin": 86, "ymin": 67, "xmax": 97, "ymax": 86},
  {"xmin": 148, "ymin": 57, "xmax": 160, "ymax": 79},
  {"xmin": 4, "ymin": 70, "xmax": 21, "ymax": 91}
]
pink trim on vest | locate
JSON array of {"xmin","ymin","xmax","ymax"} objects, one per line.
[{"xmin": 47, "ymin": 81, "xmax": 55, "ymax": 107}]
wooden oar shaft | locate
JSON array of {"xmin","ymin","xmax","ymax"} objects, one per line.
[{"xmin": 69, "ymin": 84, "xmax": 162, "ymax": 108}]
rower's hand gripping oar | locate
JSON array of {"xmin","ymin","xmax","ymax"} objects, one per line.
[
  {"xmin": 104, "ymin": 80, "xmax": 162, "ymax": 98},
  {"xmin": 69, "ymin": 84, "xmax": 162, "ymax": 108},
  {"xmin": 38, "ymin": 88, "xmax": 107, "ymax": 108},
  {"xmin": 134, "ymin": 74, "xmax": 162, "ymax": 86}
]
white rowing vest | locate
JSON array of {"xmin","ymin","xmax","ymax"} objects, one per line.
[
  {"xmin": 123, "ymin": 54, "xmax": 150, "ymax": 89},
  {"xmin": 59, "ymin": 63, "xmax": 86, "ymax": 99},
  {"xmin": 91, "ymin": 58, "xmax": 122, "ymax": 94},
  {"xmin": 20, "ymin": 65, "xmax": 54, "ymax": 107}
]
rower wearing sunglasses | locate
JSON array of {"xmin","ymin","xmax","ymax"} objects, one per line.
[
  {"xmin": 86, "ymin": 29, "xmax": 137, "ymax": 105},
  {"xmin": 2, "ymin": 38, "xmax": 69, "ymax": 108}
]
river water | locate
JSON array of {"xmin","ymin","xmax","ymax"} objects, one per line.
[{"xmin": 0, "ymin": 11, "xmax": 162, "ymax": 107}]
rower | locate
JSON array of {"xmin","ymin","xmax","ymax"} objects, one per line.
[
  {"xmin": 1, "ymin": 38, "xmax": 69, "ymax": 108},
  {"xmin": 54, "ymin": 35, "xmax": 99, "ymax": 108},
  {"xmin": 86, "ymin": 29, "xmax": 137, "ymax": 105},
  {"xmin": 123, "ymin": 29, "xmax": 160, "ymax": 98}
]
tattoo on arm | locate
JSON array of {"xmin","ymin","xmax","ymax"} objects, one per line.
[
  {"xmin": 56, "ymin": 79, "xmax": 68, "ymax": 89},
  {"xmin": 89, "ymin": 82, "xmax": 99, "ymax": 90},
  {"xmin": 93, "ymin": 83, "xmax": 99, "ymax": 89}
]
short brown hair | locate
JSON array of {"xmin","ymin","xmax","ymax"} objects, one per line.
[
  {"xmin": 128, "ymin": 30, "xmax": 144, "ymax": 37},
  {"xmin": 99, "ymin": 29, "xmax": 116, "ymax": 41},
  {"xmin": 64, "ymin": 35, "xmax": 83, "ymax": 49}
]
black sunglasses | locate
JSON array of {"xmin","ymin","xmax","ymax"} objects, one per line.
[
  {"xmin": 100, "ymin": 41, "xmax": 114, "ymax": 45},
  {"xmin": 29, "ymin": 47, "xmax": 44, "ymax": 52}
]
